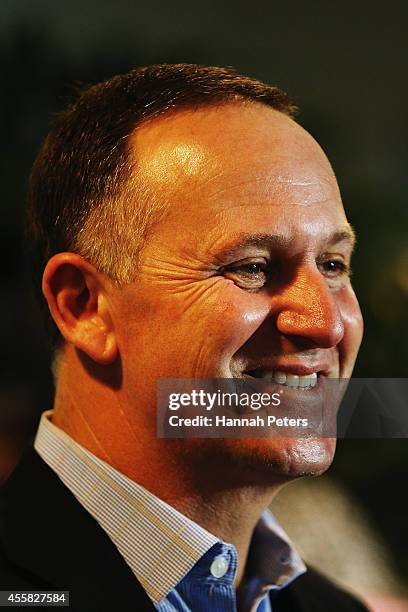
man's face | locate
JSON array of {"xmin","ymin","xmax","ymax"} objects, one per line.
[{"xmin": 108, "ymin": 103, "xmax": 363, "ymax": 478}]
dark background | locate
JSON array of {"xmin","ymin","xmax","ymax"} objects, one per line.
[{"xmin": 1, "ymin": 0, "xmax": 407, "ymax": 590}]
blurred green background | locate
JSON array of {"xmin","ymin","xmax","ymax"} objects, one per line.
[{"xmin": 1, "ymin": 0, "xmax": 407, "ymax": 591}]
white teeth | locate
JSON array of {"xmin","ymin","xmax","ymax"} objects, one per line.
[
  {"xmin": 273, "ymin": 371, "xmax": 287, "ymax": 384},
  {"xmin": 309, "ymin": 372, "xmax": 318, "ymax": 387},
  {"xmin": 299, "ymin": 375, "xmax": 310, "ymax": 388},
  {"xmin": 255, "ymin": 370, "xmax": 318, "ymax": 388},
  {"xmin": 286, "ymin": 374, "xmax": 299, "ymax": 387}
]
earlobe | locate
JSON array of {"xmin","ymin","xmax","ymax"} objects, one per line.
[
  {"xmin": 82, "ymin": 292, "xmax": 118, "ymax": 365},
  {"xmin": 42, "ymin": 253, "xmax": 118, "ymax": 365},
  {"xmin": 98, "ymin": 327, "xmax": 118, "ymax": 365}
]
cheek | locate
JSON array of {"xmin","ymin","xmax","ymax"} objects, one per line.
[
  {"xmin": 147, "ymin": 277, "xmax": 272, "ymax": 357},
  {"xmin": 202, "ymin": 287, "xmax": 271, "ymax": 357},
  {"xmin": 113, "ymin": 282, "xmax": 271, "ymax": 372}
]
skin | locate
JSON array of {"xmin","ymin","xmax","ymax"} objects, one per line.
[{"xmin": 43, "ymin": 102, "xmax": 364, "ymax": 594}]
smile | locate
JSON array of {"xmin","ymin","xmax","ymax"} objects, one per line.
[{"xmin": 246, "ymin": 370, "xmax": 318, "ymax": 389}]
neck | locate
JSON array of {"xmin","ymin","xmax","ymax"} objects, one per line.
[
  {"xmin": 166, "ymin": 482, "xmax": 283, "ymax": 587},
  {"xmin": 52, "ymin": 349, "xmax": 288, "ymax": 588}
]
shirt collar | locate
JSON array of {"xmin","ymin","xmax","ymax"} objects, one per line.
[{"xmin": 34, "ymin": 410, "xmax": 306, "ymax": 605}]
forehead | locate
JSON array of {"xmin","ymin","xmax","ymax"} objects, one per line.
[{"xmin": 130, "ymin": 103, "xmax": 348, "ymax": 252}]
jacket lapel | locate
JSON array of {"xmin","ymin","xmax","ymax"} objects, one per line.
[{"xmin": 0, "ymin": 448, "xmax": 155, "ymax": 611}]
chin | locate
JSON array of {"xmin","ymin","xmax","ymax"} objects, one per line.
[
  {"xmin": 274, "ymin": 436, "xmax": 337, "ymax": 478},
  {"xmin": 210, "ymin": 436, "xmax": 337, "ymax": 483},
  {"xmin": 178, "ymin": 435, "xmax": 337, "ymax": 487}
]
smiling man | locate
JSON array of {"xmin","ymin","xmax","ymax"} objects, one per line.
[{"xmin": 0, "ymin": 65, "xmax": 365, "ymax": 611}]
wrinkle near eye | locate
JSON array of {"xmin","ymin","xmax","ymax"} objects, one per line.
[
  {"xmin": 139, "ymin": 257, "xmax": 226, "ymax": 309},
  {"xmin": 140, "ymin": 253, "xmax": 217, "ymax": 279},
  {"xmin": 163, "ymin": 276, "xmax": 229, "ymax": 314}
]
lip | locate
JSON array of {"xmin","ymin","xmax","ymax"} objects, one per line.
[{"xmin": 243, "ymin": 363, "xmax": 331, "ymax": 378}]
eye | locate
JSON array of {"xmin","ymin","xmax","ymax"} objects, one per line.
[
  {"xmin": 222, "ymin": 259, "xmax": 269, "ymax": 290},
  {"xmin": 318, "ymin": 258, "xmax": 351, "ymax": 278},
  {"xmin": 237, "ymin": 263, "xmax": 265, "ymax": 274}
]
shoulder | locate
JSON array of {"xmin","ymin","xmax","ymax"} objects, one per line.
[
  {"xmin": 0, "ymin": 449, "xmax": 155, "ymax": 610},
  {"xmin": 272, "ymin": 567, "xmax": 370, "ymax": 612}
]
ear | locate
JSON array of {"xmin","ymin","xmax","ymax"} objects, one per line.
[{"xmin": 42, "ymin": 253, "xmax": 118, "ymax": 364}]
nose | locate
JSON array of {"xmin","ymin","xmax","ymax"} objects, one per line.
[{"xmin": 275, "ymin": 267, "xmax": 344, "ymax": 348}]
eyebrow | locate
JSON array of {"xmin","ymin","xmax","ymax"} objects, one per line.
[
  {"xmin": 326, "ymin": 227, "xmax": 356, "ymax": 249},
  {"xmin": 214, "ymin": 226, "xmax": 356, "ymax": 261}
]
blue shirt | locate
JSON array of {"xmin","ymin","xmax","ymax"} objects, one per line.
[
  {"xmin": 35, "ymin": 411, "xmax": 306, "ymax": 611},
  {"xmin": 157, "ymin": 543, "xmax": 273, "ymax": 612}
]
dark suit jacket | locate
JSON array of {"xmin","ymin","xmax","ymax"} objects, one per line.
[{"xmin": 0, "ymin": 449, "xmax": 369, "ymax": 611}]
